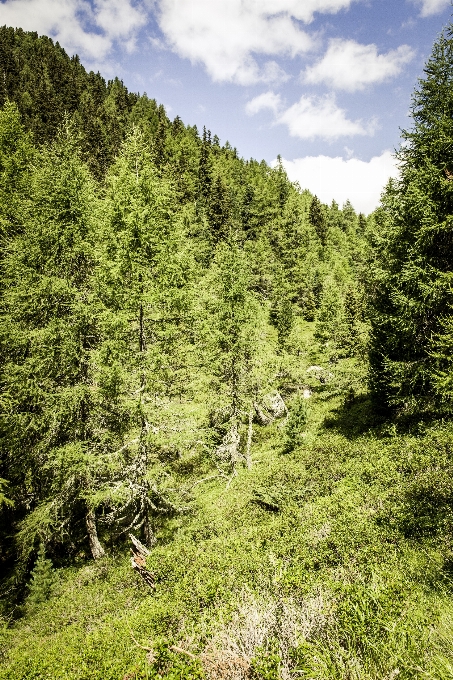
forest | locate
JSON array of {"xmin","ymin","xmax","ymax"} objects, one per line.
[{"xmin": 2, "ymin": 22, "xmax": 453, "ymax": 680}]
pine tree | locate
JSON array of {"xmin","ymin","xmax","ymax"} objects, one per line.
[
  {"xmin": 97, "ymin": 126, "xmax": 192, "ymax": 544},
  {"xmin": 27, "ymin": 543, "xmax": 57, "ymax": 607},
  {"xmin": 343, "ymin": 285, "xmax": 365, "ymax": 357},
  {"xmin": 197, "ymin": 126, "xmax": 213, "ymax": 207},
  {"xmin": 309, "ymin": 195, "xmax": 328, "ymax": 247},
  {"xmin": 241, "ymin": 183, "xmax": 255, "ymax": 237},
  {"xmin": 152, "ymin": 104, "xmax": 169, "ymax": 170},
  {"xmin": 0, "ymin": 101, "xmax": 34, "ymax": 242},
  {"xmin": 358, "ymin": 213, "xmax": 367, "ymax": 233},
  {"xmin": 209, "ymin": 174, "xmax": 231, "ymax": 241},
  {"xmin": 282, "ymin": 396, "xmax": 308, "ymax": 454},
  {"xmin": 199, "ymin": 238, "xmax": 263, "ymax": 465},
  {"xmin": 1, "ymin": 120, "xmax": 105, "ymax": 561},
  {"xmin": 368, "ymin": 26, "xmax": 453, "ymax": 413},
  {"xmin": 273, "ymin": 155, "xmax": 290, "ymax": 211},
  {"xmin": 341, "ymin": 200, "xmax": 357, "ymax": 232},
  {"xmin": 314, "ymin": 278, "xmax": 346, "ymax": 350}
]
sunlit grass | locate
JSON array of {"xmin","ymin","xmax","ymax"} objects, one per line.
[{"xmin": 2, "ymin": 322, "xmax": 453, "ymax": 679}]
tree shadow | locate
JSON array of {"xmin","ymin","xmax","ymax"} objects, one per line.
[
  {"xmin": 321, "ymin": 389, "xmax": 442, "ymax": 440},
  {"xmin": 322, "ymin": 392, "xmax": 385, "ymax": 439}
]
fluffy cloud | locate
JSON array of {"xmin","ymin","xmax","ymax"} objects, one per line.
[
  {"xmin": 413, "ymin": 0, "xmax": 451, "ymax": 16},
  {"xmin": 245, "ymin": 91, "xmax": 282, "ymax": 116},
  {"xmin": 0, "ymin": 0, "xmax": 147, "ymax": 61},
  {"xmin": 279, "ymin": 151, "xmax": 398, "ymax": 214},
  {"xmin": 246, "ymin": 92, "xmax": 376, "ymax": 140},
  {"xmin": 304, "ymin": 39, "xmax": 415, "ymax": 91},
  {"xmin": 156, "ymin": 0, "xmax": 358, "ymax": 84},
  {"xmin": 277, "ymin": 94, "xmax": 376, "ymax": 140}
]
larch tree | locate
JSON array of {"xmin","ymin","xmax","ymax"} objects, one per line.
[
  {"xmin": 198, "ymin": 236, "xmax": 265, "ymax": 469},
  {"xmin": 309, "ymin": 195, "xmax": 328, "ymax": 247},
  {"xmin": 0, "ymin": 101, "xmax": 34, "ymax": 243},
  {"xmin": 97, "ymin": 126, "xmax": 193, "ymax": 545},
  {"xmin": 1, "ymin": 120, "xmax": 106, "ymax": 562}
]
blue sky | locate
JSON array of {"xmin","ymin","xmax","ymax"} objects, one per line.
[{"xmin": 1, "ymin": 0, "xmax": 452, "ymax": 212}]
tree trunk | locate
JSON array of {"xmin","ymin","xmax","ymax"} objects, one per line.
[
  {"xmin": 143, "ymin": 508, "xmax": 157, "ymax": 548},
  {"xmin": 246, "ymin": 406, "xmax": 253, "ymax": 469},
  {"xmin": 86, "ymin": 509, "xmax": 105, "ymax": 560}
]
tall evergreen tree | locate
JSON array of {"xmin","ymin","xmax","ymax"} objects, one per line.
[
  {"xmin": 209, "ymin": 174, "xmax": 231, "ymax": 241},
  {"xmin": 197, "ymin": 126, "xmax": 213, "ymax": 207},
  {"xmin": 0, "ymin": 101, "xmax": 34, "ymax": 242},
  {"xmin": 199, "ymin": 238, "xmax": 264, "ymax": 466},
  {"xmin": 97, "ymin": 127, "xmax": 193, "ymax": 544},
  {"xmin": 309, "ymin": 195, "xmax": 328, "ymax": 247},
  {"xmin": 0, "ymin": 121, "xmax": 105, "ymax": 561},
  {"xmin": 368, "ymin": 26, "xmax": 453, "ymax": 413}
]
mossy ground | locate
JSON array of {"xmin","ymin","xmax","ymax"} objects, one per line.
[{"xmin": 2, "ymin": 322, "xmax": 453, "ymax": 679}]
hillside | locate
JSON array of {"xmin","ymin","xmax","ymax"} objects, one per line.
[{"xmin": 1, "ymin": 26, "xmax": 453, "ymax": 680}]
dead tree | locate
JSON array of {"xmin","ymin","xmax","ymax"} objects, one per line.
[
  {"xmin": 130, "ymin": 533, "xmax": 154, "ymax": 588},
  {"xmin": 86, "ymin": 509, "xmax": 105, "ymax": 560}
]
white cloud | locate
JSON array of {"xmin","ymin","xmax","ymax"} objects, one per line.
[
  {"xmin": 246, "ymin": 0, "xmax": 359, "ymax": 24},
  {"xmin": 279, "ymin": 151, "xmax": 398, "ymax": 214},
  {"xmin": 246, "ymin": 91, "xmax": 282, "ymax": 116},
  {"xmin": 277, "ymin": 94, "xmax": 376, "ymax": 140},
  {"xmin": 156, "ymin": 0, "xmax": 359, "ymax": 84},
  {"xmin": 0, "ymin": 0, "xmax": 147, "ymax": 61},
  {"xmin": 304, "ymin": 39, "xmax": 415, "ymax": 91},
  {"xmin": 412, "ymin": 0, "xmax": 451, "ymax": 17},
  {"xmin": 261, "ymin": 61, "xmax": 291, "ymax": 84}
]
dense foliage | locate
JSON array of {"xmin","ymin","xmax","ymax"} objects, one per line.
[
  {"xmin": 2, "ymin": 23, "xmax": 453, "ymax": 680},
  {"xmin": 368, "ymin": 26, "xmax": 453, "ymax": 415},
  {"xmin": 0, "ymin": 28, "xmax": 367, "ymax": 583}
]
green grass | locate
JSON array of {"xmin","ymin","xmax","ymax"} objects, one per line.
[{"xmin": 2, "ymin": 323, "xmax": 453, "ymax": 679}]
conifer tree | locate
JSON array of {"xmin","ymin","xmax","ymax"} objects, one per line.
[
  {"xmin": 197, "ymin": 126, "xmax": 213, "ymax": 207},
  {"xmin": 309, "ymin": 195, "xmax": 328, "ymax": 247},
  {"xmin": 209, "ymin": 174, "xmax": 231, "ymax": 241},
  {"xmin": 152, "ymin": 104, "xmax": 169, "ymax": 170},
  {"xmin": 27, "ymin": 543, "xmax": 57, "ymax": 607},
  {"xmin": 269, "ymin": 282, "xmax": 294, "ymax": 350},
  {"xmin": 241, "ymin": 183, "xmax": 256, "ymax": 238},
  {"xmin": 97, "ymin": 127, "xmax": 192, "ymax": 543},
  {"xmin": 0, "ymin": 101, "xmax": 34, "ymax": 242},
  {"xmin": 368, "ymin": 26, "xmax": 453, "ymax": 412},
  {"xmin": 358, "ymin": 213, "xmax": 367, "ymax": 233},
  {"xmin": 273, "ymin": 155, "xmax": 290, "ymax": 211},
  {"xmin": 314, "ymin": 278, "xmax": 346, "ymax": 350},
  {"xmin": 343, "ymin": 285, "xmax": 365, "ymax": 357},
  {"xmin": 341, "ymin": 200, "xmax": 357, "ymax": 232},
  {"xmin": 199, "ymin": 238, "xmax": 263, "ymax": 464},
  {"xmin": 1, "ymin": 120, "xmax": 105, "ymax": 560}
]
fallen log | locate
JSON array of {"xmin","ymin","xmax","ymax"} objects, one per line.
[
  {"xmin": 129, "ymin": 533, "xmax": 151, "ymax": 557},
  {"xmin": 129, "ymin": 533, "xmax": 154, "ymax": 588}
]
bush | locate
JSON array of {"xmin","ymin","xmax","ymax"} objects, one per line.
[
  {"xmin": 27, "ymin": 544, "xmax": 57, "ymax": 608},
  {"xmin": 282, "ymin": 397, "xmax": 308, "ymax": 454}
]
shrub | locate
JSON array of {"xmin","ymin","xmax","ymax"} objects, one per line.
[
  {"xmin": 282, "ymin": 398, "xmax": 308, "ymax": 454},
  {"xmin": 27, "ymin": 544, "xmax": 57, "ymax": 608}
]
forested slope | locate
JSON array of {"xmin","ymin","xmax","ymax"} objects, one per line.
[{"xmin": 1, "ymin": 25, "xmax": 453, "ymax": 680}]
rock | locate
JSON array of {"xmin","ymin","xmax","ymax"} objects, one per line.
[
  {"xmin": 306, "ymin": 365, "xmax": 323, "ymax": 374},
  {"xmin": 215, "ymin": 424, "xmax": 242, "ymax": 465},
  {"xmin": 306, "ymin": 366, "xmax": 333, "ymax": 384},
  {"xmin": 253, "ymin": 402, "xmax": 272, "ymax": 426},
  {"xmin": 263, "ymin": 391, "xmax": 287, "ymax": 418}
]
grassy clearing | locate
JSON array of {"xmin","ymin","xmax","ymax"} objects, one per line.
[{"xmin": 2, "ymin": 322, "xmax": 453, "ymax": 679}]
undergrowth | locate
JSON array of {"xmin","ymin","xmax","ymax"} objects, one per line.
[{"xmin": 2, "ymin": 323, "xmax": 453, "ymax": 679}]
